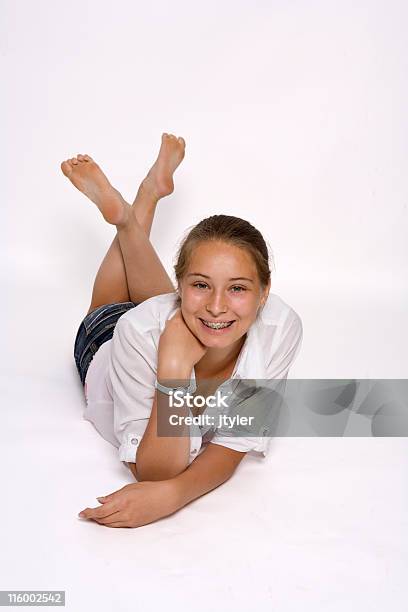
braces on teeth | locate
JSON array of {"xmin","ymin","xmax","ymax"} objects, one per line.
[{"xmin": 202, "ymin": 320, "xmax": 233, "ymax": 329}]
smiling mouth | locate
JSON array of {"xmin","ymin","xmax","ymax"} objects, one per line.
[{"xmin": 199, "ymin": 318, "xmax": 235, "ymax": 330}]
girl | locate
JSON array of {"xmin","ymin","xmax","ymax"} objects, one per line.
[{"xmin": 62, "ymin": 133, "xmax": 302, "ymax": 529}]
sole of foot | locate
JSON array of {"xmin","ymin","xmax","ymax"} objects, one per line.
[{"xmin": 60, "ymin": 154, "xmax": 129, "ymax": 225}]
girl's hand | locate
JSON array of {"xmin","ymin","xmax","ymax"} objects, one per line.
[
  {"xmin": 78, "ymin": 480, "xmax": 180, "ymax": 528},
  {"xmin": 158, "ymin": 309, "xmax": 207, "ymax": 379}
]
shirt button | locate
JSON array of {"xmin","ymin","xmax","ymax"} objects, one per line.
[{"xmin": 130, "ymin": 437, "xmax": 139, "ymax": 446}]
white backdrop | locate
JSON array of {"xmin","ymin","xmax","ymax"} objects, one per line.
[
  {"xmin": 2, "ymin": 0, "xmax": 407, "ymax": 380},
  {"xmin": 1, "ymin": 1, "xmax": 407, "ymax": 611}
]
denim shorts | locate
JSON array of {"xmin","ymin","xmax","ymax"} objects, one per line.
[{"xmin": 74, "ymin": 301, "xmax": 139, "ymax": 386}]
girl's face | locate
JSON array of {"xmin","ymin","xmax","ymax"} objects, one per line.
[{"xmin": 178, "ymin": 240, "xmax": 270, "ymax": 349}]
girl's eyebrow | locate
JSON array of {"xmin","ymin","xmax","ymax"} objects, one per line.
[{"xmin": 187, "ymin": 273, "xmax": 254, "ymax": 283}]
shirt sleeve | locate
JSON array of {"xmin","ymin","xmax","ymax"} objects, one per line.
[
  {"xmin": 109, "ymin": 315, "xmax": 202, "ymax": 464},
  {"xmin": 210, "ymin": 311, "xmax": 303, "ymax": 457}
]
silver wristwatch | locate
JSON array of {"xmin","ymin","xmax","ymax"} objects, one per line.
[{"xmin": 155, "ymin": 379, "xmax": 196, "ymax": 397}]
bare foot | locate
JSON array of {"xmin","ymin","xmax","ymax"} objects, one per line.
[
  {"xmin": 141, "ymin": 133, "xmax": 186, "ymax": 200},
  {"xmin": 60, "ymin": 154, "xmax": 129, "ymax": 226}
]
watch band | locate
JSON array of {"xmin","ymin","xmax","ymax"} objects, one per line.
[{"xmin": 155, "ymin": 379, "xmax": 196, "ymax": 396}]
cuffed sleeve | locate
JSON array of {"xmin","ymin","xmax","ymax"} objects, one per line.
[
  {"xmin": 188, "ymin": 425, "xmax": 203, "ymax": 464},
  {"xmin": 209, "ymin": 434, "xmax": 271, "ymax": 457},
  {"xmin": 109, "ymin": 316, "xmax": 158, "ymax": 463},
  {"xmin": 208, "ymin": 379, "xmax": 285, "ymax": 457},
  {"xmin": 119, "ymin": 428, "xmax": 148, "ymax": 463}
]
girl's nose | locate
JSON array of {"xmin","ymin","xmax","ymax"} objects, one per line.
[{"xmin": 205, "ymin": 293, "xmax": 228, "ymax": 316}]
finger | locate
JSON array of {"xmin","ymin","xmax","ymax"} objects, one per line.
[
  {"xmin": 79, "ymin": 504, "xmax": 119, "ymax": 520},
  {"xmin": 96, "ymin": 485, "xmax": 128, "ymax": 503},
  {"xmin": 93, "ymin": 511, "xmax": 123, "ymax": 525},
  {"xmin": 79, "ymin": 501, "xmax": 119, "ymax": 520},
  {"xmin": 98, "ymin": 521, "xmax": 130, "ymax": 528},
  {"xmin": 96, "ymin": 495, "xmax": 114, "ymax": 504}
]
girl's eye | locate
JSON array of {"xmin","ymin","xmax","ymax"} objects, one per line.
[{"xmin": 192, "ymin": 283, "xmax": 246, "ymax": 292}]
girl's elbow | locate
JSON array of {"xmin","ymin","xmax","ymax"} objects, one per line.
[{"xmin": 135, "ymin": 459, "xmax": 189, "ymax": 482}]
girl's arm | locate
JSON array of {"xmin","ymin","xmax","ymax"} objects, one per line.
[
  {"xmin": 134, "ymin": 389, "xmax": 191, "ymax": 481},
  {"xmin": 133, "ymin": 309, "xmax": 207, "ymax": 481},
  {"xmin": 172, "ymin": 442, "xmax": 246, "ymax": 506},
  {"xmin": 78, "ymin": 443, "xmax": 246, "ymax": 528}
]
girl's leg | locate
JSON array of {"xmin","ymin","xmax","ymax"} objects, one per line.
[
  {"xmin": 88, "ymin": 235, "xmax": 131, "ymax": 310},
  {"xmin": 61, "ymin": 134, "xmax": 185, "ymax": 312},
  {"xmin": 116, "ymin": 200, "xmax": 175, "ymax": 305},
  {"xmin": 87, "ymin": 179, "xmax": 172, "ymax": 312}
]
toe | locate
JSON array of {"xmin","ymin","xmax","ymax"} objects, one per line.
[
  {"xmin": 83, "ymin": 154, "xmax": 92, "ymax": 162},
  {"xmin": 70, "ymin": 157, "xmax": 79, "ymax": 165},
  {"xmin": 178, "ymin": 137, "xmax": 186, "ymax": 147},
  {"xmin": 77, "ymin": 154, "xmax": 85, "ymax": 162},
  {"xmin": 60, "ymin": 160, "xmax": 72, "ymax": 176}
]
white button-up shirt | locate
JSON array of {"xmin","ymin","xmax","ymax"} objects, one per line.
[{"xmin": 83, "ymin": 292, "xmax": 302, "ymax": 466}]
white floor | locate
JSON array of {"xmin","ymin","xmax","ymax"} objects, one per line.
[{"xmin": 1, "ymin": 353, "xmax": 407, "ymax": 611}]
